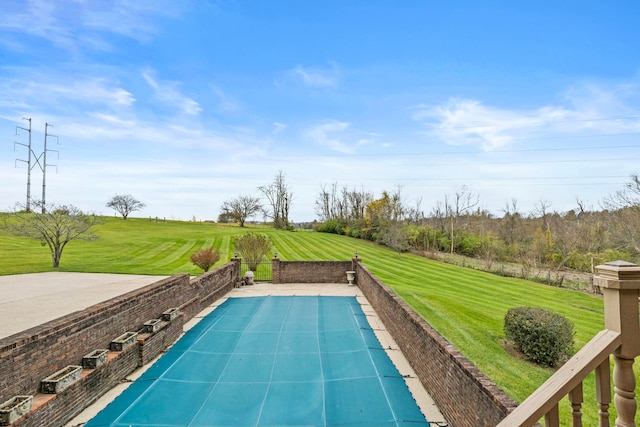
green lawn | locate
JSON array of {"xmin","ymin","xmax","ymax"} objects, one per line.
[{"xmin": 0, "ymin": 216, "xmax": 627, "ymax": 425}]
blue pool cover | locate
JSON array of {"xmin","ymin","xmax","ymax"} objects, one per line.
[{"xmin": 86, "ymin": 296, "xmax": 429, "ymax": 426}]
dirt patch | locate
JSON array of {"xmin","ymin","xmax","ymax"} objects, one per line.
[
  {"xmin": 414, "ymin": 250, "xmax": 597, "ymax": 294},
  {"xmin": 499, "ymin": 338, "xmax": 555, "ymax": 372}
]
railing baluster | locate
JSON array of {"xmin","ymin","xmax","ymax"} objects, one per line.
[
  {"xmin": 568, "ymin": 382, "xmax": 583, "ymax": 427},
  {"xmin": 613, "ymin": 355, "xmax": 637, "ymax": 427},
  {"xmin": 595, "ymin": 358, "xmax": 611, "ymax": 427},
  {"xmin": 545, "ymin": 403, "xmax": 560, "ymax": 427},
  {"xmin": 496, "ymin": 261, "xmax": 639, "ymax": 427}
]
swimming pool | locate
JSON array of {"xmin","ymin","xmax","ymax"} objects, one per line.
[{"xmin": 85, "ymin": 296, "xmax": 429, "ymax": 426}]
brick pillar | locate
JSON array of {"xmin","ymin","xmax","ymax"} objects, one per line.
[
  {"xmin": 232, "ymin": 256, "xmax": 241, "ymax": 283},
  {"xmin": 272, "ymin": 257, "xmax": 281, "ymax": 284},
  {"xmin": 594, "ymin": 260, "xmax": 640, "ymax": 427}
]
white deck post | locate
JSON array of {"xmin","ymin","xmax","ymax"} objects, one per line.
[{"xmin": 594, "ymin": 261, "xmax": 640, "ymax": 427}]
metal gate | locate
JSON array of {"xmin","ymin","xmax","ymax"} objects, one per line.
[{"xmin": 240, "ymin": 259, "xmax": 272, "ymax": 281}]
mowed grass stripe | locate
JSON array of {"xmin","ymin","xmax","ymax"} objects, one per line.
[
  {"xmin": 306, "ymin": 232, "xmax": 364, "ymax": 259},
  {"xmin": 148, "ymin": 239, "xmax": 199, "ymax": 270},
  {"xmin": 285, "ymin": 233, "xmax": 336, "ymax": 260},
  {"xmin": 0, "ymin": 217, "xmax": 624, "ymax": 424},
  {"xmin": 270, "ymin": 234, "xmax": 305, "ymax": 260},
  {"xmin": 218, "ymin": 236, "xmax": 232, "ymax": 261}
]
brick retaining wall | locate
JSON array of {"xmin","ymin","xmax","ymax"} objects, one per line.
[
  {"xmin": 0, "ymin": 260, "xmax": 240, "ymax": 426},
  {"xmin": 272, "ymin": 259, "xmax": 353, "ymax": 283},
  {"xmin": 353, "ymin": 260, "xmax": 517, "ymax": 427},
  {"xmin": 0, "ymin": 258, "xmax": 517, "ymax": 426}
]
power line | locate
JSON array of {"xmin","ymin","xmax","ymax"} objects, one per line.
[
  {"xmin": 336, "ymin": 144, "xmax": 640, "ymax": 158},
  {"xmin": 418, "ymin": 115, "xmax": 640, "ymax": 130}
]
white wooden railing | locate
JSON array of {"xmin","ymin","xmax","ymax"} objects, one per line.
[{"xmin": 497, "ymin": 261, "xmax": 640, "ymax": 427}]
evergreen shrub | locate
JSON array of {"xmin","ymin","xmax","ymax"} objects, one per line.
[{"xmin": 504, "ymin": 306, "xmax": 574, "ymax": 368}]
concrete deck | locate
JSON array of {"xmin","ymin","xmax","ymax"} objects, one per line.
[{"xmin": 0, "ymin": 272, "xmax": 167, "ymax": 339}]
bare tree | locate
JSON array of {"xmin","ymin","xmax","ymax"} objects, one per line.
[
  {"xmin": 7, "ymin": 201, "xmax": 100, "ymax": 267},
  {"xmin": 106, "ymin": 194, "xmax": 145, "ymax": 220},
  {"xmin": 315, "ymin": 182, "xmax": 337, "ymax": 221},
  {"xmin": 534, "ymin": 198, "xmax": 552, "ymax": 230},
  {"xmin": 499, "ymin": 198, "xmax": 521, "ymax": 246},
  {"xmin": 446, "ymin": 186, "xmax": 480, "ymax": 254},
  {"xmin": 220, "ymin": 195, "xmax": 262, "ymax": 227},
  {"xmin": 259, "ymin": 171, "xmax": 293, "ymax": 230},
  {"xmin": 377, "ymin": 221, "xmax": 409, "ymax": 256},
  {"xmin": 406, "ymin": 197, "xmax": 424, "ymax": 224},
  {"xmin": 347, "ymin": 186, "xmax": 372, "ymax": 220},
  {"xmin": 315, "ymin": 183, "xmax": 373, "ymax": 222},
  {"xmin": 604, "ymin": 173, "xmax": 640, "ymax": 253}
]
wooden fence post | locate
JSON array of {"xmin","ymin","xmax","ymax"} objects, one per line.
[{"xmin": 594, "ymin": 261, "xmax": 640, "ymax": 427}]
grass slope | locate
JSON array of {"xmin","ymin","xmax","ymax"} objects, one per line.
[{"xmin": 0, "ymin": 216, "xmax": 626, "ymax": 425}]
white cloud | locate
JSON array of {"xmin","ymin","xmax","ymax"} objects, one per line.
[
  {"xmin": 210, "ymin": 86, "xmax": 240, "ymax": 113},
  {"xmin": 142, "ymin": 71, "xmax": 202, "ymax": 116},
  {"xmin": 272, "ymin": 122, "xmax": 287, "ymax": 134},
  {"xmin": 0, "ymin": 72, "xmax": 135, "ymax": 113},
  {"xmin": 413, "ymin": 80, "xmax": 640, "ymax": 151},
  {"xmin": 290, "ymin": 64, "xmax": 339, "ymax": 88},
  {"xmin": 307, "ymin": 120, "xmax": 359, "ymax": 154},
  {"xmin": 0, "ymin": 0, "xmax": 182, "ymax": 53},
  {"xmin": 306, "ymin": 121, "xmax": 389, "ymax": 154}
]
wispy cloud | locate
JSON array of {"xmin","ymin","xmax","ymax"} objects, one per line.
[
  {"xmin": 211, "ymin": 86, "xmax": 240, "ymax": 113},
  {"xmin": 272, "ymin": 122, "xmax": 287, "ymax": 134},
  {"xmin": 306, "ymin": 120, "xmax": 383, "ymax": 154},
  {"xmin": 413, "ymin": 80, "xmax": 640, "ymax": 151},
  {"xmin": 142, "ymin": 71, "xmax": 202, "ymax": 116},
  {"xmin": 289, "ymin": 64, "xmax": 340, "ymax": 88},
  {"xmin": 0, "ymin": 0, "xmax": 182, "ymax": 53},
  {"xmin": 307, "ymin": 120, "xmax": 353, "ymax": 153},
  {"xmin": 0, "ymin": 71, "xmax": 135, "ymax": 113},
  {"xmin": 81, "ymin": 0, "xmax": 182, "ymax": 42}
]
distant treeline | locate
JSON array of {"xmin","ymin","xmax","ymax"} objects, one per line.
[{"xmin": 312, "ymin": 180, "xmax": 640, "ymax": 273}]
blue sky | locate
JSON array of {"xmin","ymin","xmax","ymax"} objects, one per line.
[{"xmin": 2, "ymin": 1, "xmax": 640, "ymax": 221}]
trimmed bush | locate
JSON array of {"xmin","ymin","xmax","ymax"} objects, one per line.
[
  {"xmin": 190, "ymin": 247, "xmax": 221, "ymax": 272},
  {"xmin": 234, "ymin": 233, "xmax": 272, "ymax": 271},
  {"xmin": 504, "ymin": 306, "xmax": 574, "ymax": 368}
]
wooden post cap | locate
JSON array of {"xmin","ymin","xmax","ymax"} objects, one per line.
[{"xmin": 594, "ymin": 261, "xmax": 640, "ymax": 290}]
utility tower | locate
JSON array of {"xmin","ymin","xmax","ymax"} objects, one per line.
[
  {"xmin": 41, "ymin": 123, "xmax": 59, "ymax": 212},
  {"xmin": 13, "ymin": 119, "xmax": 59, "ymax": 213},
  {"xmin": 13, "ymin": 118, "xmax": 34, "ymax": 212}
]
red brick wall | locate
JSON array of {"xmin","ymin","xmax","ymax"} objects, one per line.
[
  {"xmin": 17, "ymin": 344, "xmax": 140, "ymax": 427},
  {"xmin": 0, "ymin": 274, "xmax": 191, "ymax": 402},
  {"xmin": 1, "ymin": 258, "xmax": 518, "ymax": 427},
  {"xmin": 354, "ymin": 260, "xmax": 518, "ymax": 427},
  {"xmin": 0, "ymin": 260, "xmax": 240, "ymax": 427},
  {"xmin": 138, "ymin": 317, "xmax": 184, "ymax": 367},
  {"xmin": 272, "ymin": 259, "xmax": 353, "ymax": 283}
]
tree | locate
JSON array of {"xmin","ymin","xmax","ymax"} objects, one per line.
[
  {"xmin": 259, "ymin": 171, "xmax": 293, "ymax": 230},
  {"xmin": 234, "ymin": 233, "xmax": 272, "ymax": 271},
  {"xmin": 7, "ymin": 201, "xmax": 100, "ymax": 268},
  {"xmin": 377, "ymin": 221, "xmax": 409, "ymax": 256},
  {"xmin": 220, "ymin": 195, "xmax": 262, "ymax": 227},
  {"xmin": 445, "ymin": 186, "xmax": 479, "ymax": 254},
  {"xmin": 190, "ymin": 247, "xmax": 221, "ymax": 272},
  {"xmin": 365, "ymin": 187, "xmax": 406, "ymax": 238},
  {"xmin": 106, "ymin": 194, "xmax": 145, "ymax": 220},
  {"xmin": 604, "ymin": 174, "xmax": 640, "ymax": 253}
]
